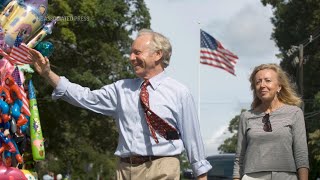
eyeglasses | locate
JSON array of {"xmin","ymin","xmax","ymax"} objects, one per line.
[{"xmin": 262, "ymin": 113, "xmax": 272, "ymax": 132}]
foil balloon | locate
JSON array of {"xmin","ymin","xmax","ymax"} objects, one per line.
[
  {"xmin": 27, "ymin": 17, "xmax": 58, "ymax": 48},
  {"xmin": 0, "ymin": 25, "xmax": 10, "ymax": 52},
  {"xmin": 28, "ymin": 79, "xmax": 45, "ymax": 161},
  {"xmin": 21, "ymin": 169, "xmax": 36, "ymax": 180},
  {"xmin": 0, "ymin": 162, "xmax": 27, "ymax": 179},
  {"xmin": 34, "ymin": 41, "xmax": 53, "ymax": 57},
  {"xmin": 23, "ymin": 0, "xmax": 48, "ymax": 16},
  {"xmin": 20, "ymin": 117, "xmax": 30, "ymax": 135},
  {"xmin": 0, "ymin": 0, "xmax": 48, "ymax": 47},
  {"xmin": 0, "ymin": 0, "xmax": 19, "ymax": 27},
  {"xmin": 10, "ymin": 113, "xmax": 17, "ymax": 133}
]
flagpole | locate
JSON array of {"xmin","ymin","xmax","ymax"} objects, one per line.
[{"xmin": 198, "ymin": 22, "xmax": 201, "ymax": 121}]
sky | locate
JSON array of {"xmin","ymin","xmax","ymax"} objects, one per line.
[{"xmin": 144, "ymin": 0, "xmax": 280, "ymax": 155}]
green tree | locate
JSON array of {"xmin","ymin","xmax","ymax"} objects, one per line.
[
  {"xmin": 308, "ymin": 92, "xmax": 320, "ymax": 178},
  {"xmin": 33, "ymin": 0, "xmax": 151, "ymax": 178},
  {"xmin": 218, "ymin": 109, "xmax": 245, "ymax": 153},
  {"xmin": 260, "ymin": 0, "xmax": 320, "ymax": 178}
]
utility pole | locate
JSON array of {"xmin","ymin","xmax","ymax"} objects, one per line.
[
  {"xmin": 287, "ymin": 33, "xmax": 320, "ymax": 111},
  {"xmin": 298, "ymin": 44, "xmax": 304, "ymax": 111}
]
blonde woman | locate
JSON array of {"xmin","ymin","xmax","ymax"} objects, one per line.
[{"xmin": 233, "ymin": 64, "xmax": 309, "ymax": 180}]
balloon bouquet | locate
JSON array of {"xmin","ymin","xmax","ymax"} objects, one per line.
[{"xmin": 0, "ymin": 0, "xmax": 57, "ymax": 179}]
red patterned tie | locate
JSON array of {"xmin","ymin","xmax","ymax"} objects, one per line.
[{"xmin": 140, "ymin": 80, "xmax": 179, "ymax": 144}]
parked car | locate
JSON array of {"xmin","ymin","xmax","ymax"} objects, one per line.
[
  {"xmin": 182, "ymin": 153, "xmax": 235, "ymax": 180},
  {"xmin": 207, "ymin": 154, "xmax": 235, "ymax": 180},
  {"xmin": 182, "ymin": 168, "xmax": 195, "ymax": 179}
]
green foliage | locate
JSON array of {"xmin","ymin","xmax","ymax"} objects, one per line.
[
  {"xmin": 218, "ymin": 134, "xmax": 238, "ymax": 153},
  {"xmin": 60, "ymin": 27, "xmax": 76, "ymax": 43},
  {"xmin": 309, "ymin": 130, "xmax": 320, "ymax": 161},
  {"xmin": 179, "ymin": 152, "xmax": 191, "ymax": 171},
  {"xmin": 308, "ymin": 129, "xmax": 320, "ymax": 179},
  {"xmin": 218, "ymin": 109, "xmax": 245, "ymax": 153},
  {"xmin": 314, "ymin": 91, "xmax": 320, "ymax": 109},
  {"xmin": 228, "ymin": 109, "xmax": 246, "ymax": 133},
  {"xmin": 32, "ymin": 0, "xmax": 151, "ymax": 178},
  {"xmin": 261, "ymin": 0, "xmax": 320, "ymax": 178}
]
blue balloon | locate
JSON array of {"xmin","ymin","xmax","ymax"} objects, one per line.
[{"xmin": 34, "ymin": 41, "xmax": 54, "ymax": 57}]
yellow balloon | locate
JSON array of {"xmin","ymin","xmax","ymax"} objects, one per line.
[
  {"xmin": 2, "ymin": 5, "xmax": 44, "ymax": 46},
  {"xmin": 21, "ymin": 169, "xmax": 37, "ymax": 180},
  {"xmin": 0, "ymin": 0, "xmax": 19, "ymax": 27}
]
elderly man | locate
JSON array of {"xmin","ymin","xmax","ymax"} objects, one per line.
[{"xmin": 30, "ymin": 29, "xmax": 212, "ymax": 180}]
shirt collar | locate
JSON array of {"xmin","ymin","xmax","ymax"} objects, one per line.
[
  {"xmin": 139, "ymin": 71, "xmax": 167, "ymax": 90},
  {"xmin": 248, "ymin": 104, "xmax": 288, "ymax": 118}
]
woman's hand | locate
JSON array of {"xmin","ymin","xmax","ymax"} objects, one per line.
[
  {"xmin": 197, "ymin": 173, "xmax": 207, "ymax": 180},
  {"xmin": 298, "ymin": 167, "xmax": 309, "ymax": 180}
]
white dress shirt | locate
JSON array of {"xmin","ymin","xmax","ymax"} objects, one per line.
[{"xmin": 52, "ymin": 71, "xmax": 212, "ymax": 176}]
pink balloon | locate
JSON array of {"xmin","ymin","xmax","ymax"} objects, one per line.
[{"xmin": 0, "ymin": 163, "xmax": 27, "ymax": 180}]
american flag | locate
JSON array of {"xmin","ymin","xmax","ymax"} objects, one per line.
[
  {"xmin": 11, "ymin": 67, "xmax": 30, "ymax": 116},
  {"xmin": 0, "ymin": 44, "xmax": 32, "ymax": 65},
  {"xmin": 0, "ymin": 48, "xmax": 17, "ymax": 65},
  {"xmin": 10, "ymin": 43, "xmax": 32, "ymax": 64},
  {"xmin": 200, "ymin": 29, "xmax": 238, "ymax": 75}
]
